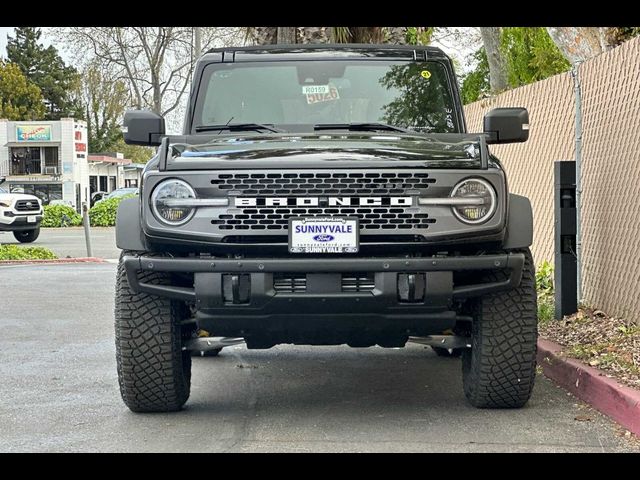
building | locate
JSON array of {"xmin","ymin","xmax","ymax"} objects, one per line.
[
  {"xmin": 0, "ymin": 118, "xmax": 89, "ymax": 210},
  {"xmin": 87, "ymin": 153, "xmax": 144, "ymax": 202},
  {"xmin": 0, "ymin": 118, "xmax": 146, "ymax": 211}
]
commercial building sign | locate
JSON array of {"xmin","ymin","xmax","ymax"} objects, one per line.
[{"xmin": 16, "ymin": 125, "xmax": 52, "ymax": 142}]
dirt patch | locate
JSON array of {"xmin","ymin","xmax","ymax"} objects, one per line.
[{"xmin": 540, "ymin": 307, "xmax": 640, "ymax": 390}]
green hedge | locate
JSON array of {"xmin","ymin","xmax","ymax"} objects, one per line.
[
  {"xmin": 42, "ymin": 204, "xmax": 83, "ymax": 228},
  {"xmin": 0, "ymin": 245, "xmax": 58, "ymax": 260},
  {"xmin": 88, "ymin": 194, "xmax": 136, "ymax": 227}
]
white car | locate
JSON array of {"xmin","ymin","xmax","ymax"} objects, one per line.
[{"xmin": 0, "ymin": 178, "xmax": 43, "ymax": 243}]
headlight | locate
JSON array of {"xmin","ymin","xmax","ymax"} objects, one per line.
[
  {"xmin": 151, "ymin": 179, "xmax": 196, "ymax": 225},
  {"xmin": 450, "ymin": 178, "xmax": 497, "ymax": 224}
]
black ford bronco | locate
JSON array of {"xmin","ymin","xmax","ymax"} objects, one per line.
[{"xmin": 116, "ymin": 44, "xmax": 536, "ymax": 413}]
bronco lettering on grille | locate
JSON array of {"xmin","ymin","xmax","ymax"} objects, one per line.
[{"xmin": 235, "ymin": 197, "xmax": 413, "ymax": 207}]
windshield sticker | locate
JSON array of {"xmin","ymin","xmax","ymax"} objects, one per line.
[
  {"xmin": 305, "ymin": 84, "xmax": 340, "ymax": 105},
  {"xmin": 302, "ymin": 85, "xmax": 330, "ymax": 95},
  {"xmin": 420, "ymin": 70, "xmax": 432, "ymax": 79}
]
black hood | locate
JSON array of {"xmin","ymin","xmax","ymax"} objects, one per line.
[{"xmin": 163, "ymin": 132, "xmax": 486, "ymax": 170}]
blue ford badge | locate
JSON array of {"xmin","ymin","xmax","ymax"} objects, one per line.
[{"xmin": 313, "ymin": 234, "xmax": 335, "ymax": 242}]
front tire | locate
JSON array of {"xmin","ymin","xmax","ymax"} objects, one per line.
[
  {"xmin": 13, "ymin": 228, "xmax": 40, "ymax": 243},
  {"xmin": 462, "ymin": 248, "xmax": 538, "ymax": 408},
  {"xmin": 115, "ymin": 251, "xmax": 193, "ymax": 412}
]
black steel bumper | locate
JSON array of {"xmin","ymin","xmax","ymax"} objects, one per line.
[
  {"xmin": 123, "ymin": 253, "xmax": 524, "ymax": 343},
  {"xmin": 123, "ymin": 253, "xmax": 524, "ymax": 304}
]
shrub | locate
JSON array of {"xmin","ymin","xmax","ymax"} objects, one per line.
[
  {"xmin": 88, "ymin": 194, "xmax": 135, "ymax": 227},
  {"xmin": 0, "ymin": 244, "xmax": 57, "ymax": 260},
  {"xmin": 42, "ymin": 204, "xmax": 83, "ymax": 228},
  {"xmin": 536, "ymin": 260, "xmax": 555, "ymax": 324},
  {"xmin": 536, "ymin": 260, "xmax": 554, "ymax": 295}
]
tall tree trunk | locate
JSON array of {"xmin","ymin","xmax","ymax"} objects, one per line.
[
  {"xmin": 276, "ymin": 27, "xmax": 297, "ymax": 44},
  {"xmin": 385, "ymin": 27, "xmax": 408, "ymax": 44},
  {"xmin": 297, "ymin": 27, "xmax": 330, "ymax": 44},
  {"xmin": 251, "ymin": 27, "xmax": 277, "ymax": 45},
  {"xmin": 546, "ymin": 27, "xmax": 612, "ymax": 64},
  {"xmin": 480, "ymin": 27, "xmax": 508, "ymax": 94}
]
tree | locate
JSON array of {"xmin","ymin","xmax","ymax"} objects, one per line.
[
  {"xmin": 479, "ymin": 27, "xmax": 508, "ymax": 94},
  {"xmin": 246, "ymin": 27, "xmax": 433, "ymax": 46},
  {"xmin": 57, "ymin": 27, "xmax": 241, "ymax": 117},
  {"xmin": 0, "ymin": 61, "xmax": 47, "ymax": 120},
  {"xmin": 460, "ymin": 48, "xmax": 490, "ymax": 104},
  {"xmin": 461, "ymin": 27, "xmax": 571, "ymax": 104},
  {"xmin": 546, "ymin": 27, "xmax": 613, "ymax": 64},
  {"xmin": 82, "ymin": 62, "xmax": 130, "ymax": 153},
  {"xmin": 110, "ymin": 138, "xmax": 155, "ymax": 164},
  {"xmin": 502, "ymin": 27, "xmax": 570, "ymax": 87},
  {"xmin": 6, "ymin": 27, "xmax": 83, "ymax": 120}
]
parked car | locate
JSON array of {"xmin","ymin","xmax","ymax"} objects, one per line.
[
  {"xmin": 95, "ymin": 188, "xmax": 139, "ymax": 205},
  {"xmin": 116, "ymin": 44, "xmax": 535, "ymax": 413},
  {"xmin": 0, "ymin": 177, "xmax": 43, "ymax": 243}
]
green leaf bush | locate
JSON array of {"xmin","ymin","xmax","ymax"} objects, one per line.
[
  {"xmin": 42, "ymin": 204, "xmax": 83, "ymax": 227},
  {"xmin": 88, "ymin": 194, "xmax": 136, "ymax": 227},
  {"xmin": 0, "ymin": 244, "xmax": 57, "ymax": 260}
]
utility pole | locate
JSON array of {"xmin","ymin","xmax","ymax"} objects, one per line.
[{"xmin": 194, "ymin": 27, "xmax": 202, "ymax": 59}]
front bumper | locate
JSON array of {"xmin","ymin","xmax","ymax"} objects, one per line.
[
  {"xmin": 123, "ymin": 253, "xmax": 523, "ymax": 344},
  {"xmin": 124, "ymin": 252, "xmax": 523, "ymax": 304},
  {"xmin": 0, "ymin": 215, "xmax": 42, "ymax": 231}
]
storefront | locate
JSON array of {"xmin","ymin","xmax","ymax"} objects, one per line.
[
  {"xmin": 87, "ymin": 155, "xmax": 144, "ymax": 196},
  {"xmin": 0, "ymin": 118, "xmax": 89, "ymax": 211}
]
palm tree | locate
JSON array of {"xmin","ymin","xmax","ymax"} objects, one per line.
[{"xmin": 245, "ymin": 27, "xmax": 430, "ymax": 45}]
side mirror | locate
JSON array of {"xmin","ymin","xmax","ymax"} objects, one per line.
[
  {"xmin": 483, "ymin": 107, "xmax": 529, "ymax": 144},
  {"xmin": 123, "ymin": 110, "xmax": 165, "ymax": 146}
]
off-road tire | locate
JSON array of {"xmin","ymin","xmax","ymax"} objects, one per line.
[
  {"xmin": 13, "ymin": 228, "xmax": 40, "ymax": 243},
  {"xmin": 432, "ymin": 346, "xmax": 463, "ymax": 358},
  {"xmin": 462, "ymin": 248, "xmax": 538, "ymax": 408},
  {"xmin": 115, "ymin": 250, "xmax": 192, "ymax": 412}
]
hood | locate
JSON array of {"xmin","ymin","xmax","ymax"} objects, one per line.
[
  {"xmin": 0, "ymin": 192, "xmax": 42, "ymax": 204},
  {"xmin": 165, "ymin": 132, "xmax": 485, "ymax": 170}
]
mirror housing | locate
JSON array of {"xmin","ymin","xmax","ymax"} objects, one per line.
[
  {"xmin": 483, "ymin": 108, "xmax": 529, "ymax": 144},
  {"xmin": 123, "ymin": 110, "xmax": 165, "ymax": 146}
]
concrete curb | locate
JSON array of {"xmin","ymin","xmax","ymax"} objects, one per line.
[
  {"xmin": 0, "ymin": 257, "xmax": 107, "ymax": 265},
  {"xmin": 538, "ymin": 337, "xmax": 640, "ymax": 436}
]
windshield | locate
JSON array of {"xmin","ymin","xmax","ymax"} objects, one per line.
[
  {"xmin": 0, "ymin": 186, "xmax": 6, "ymax": 194},
  {"xmin": 195, "ymin": 60, "xmax": 459, "ymax": 133}
]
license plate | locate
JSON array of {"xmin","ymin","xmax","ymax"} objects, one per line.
[
  {"xmin": 27, "ymin": 215, "xmax": 37, "ymax": 223},
  {"xmin": 289, "ymin": 217, "xmax": 359, "ymax": 253}
]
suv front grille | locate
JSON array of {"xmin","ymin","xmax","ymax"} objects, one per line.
[
  {"xmin": 15, "ymin": 200, "xmax": 40, "ymax": 212},
  {"xmin": 211, "ymin": 171, "xmax": 437, "ymax": 231},
  {"xmin": 273, "ymin": 273, "xmax": 376, "ymax": 293},
  {"xmin": 212, "ymin": 172, "xmax": 436, "ymax": 196},
  {"xmin": 216, "ymin": 208, "xmax": 436, "ymax": 231}
]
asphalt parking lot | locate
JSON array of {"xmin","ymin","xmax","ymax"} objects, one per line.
[
  {"xmin": 0, "ymin": 263, "xmax": 637, "ymax": 452},
  {"xmin": 0, "ymin": 227, "xmax": 120, "ymax": 260}
]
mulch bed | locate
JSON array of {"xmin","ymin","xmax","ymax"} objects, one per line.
[{"xmin": 539, "ymin": 306, "xmax": 640, "ymax": 390}]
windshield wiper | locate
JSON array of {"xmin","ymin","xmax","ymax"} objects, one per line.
[
  {"xmin": 195, "ymin": 123, "xmax": 284, "ymax": 133},
  {"xmin": 314, "ymin": 123, "xmax": 414, "ymax": 133}
]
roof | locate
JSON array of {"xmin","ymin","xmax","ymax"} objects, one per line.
[
  {"xmin": 88, "ymin": 155, "xmax": 131, "ymax": 165},
  {"xmin": 203, "ymin": 43, "xmax": 449, "ymax": 62}
]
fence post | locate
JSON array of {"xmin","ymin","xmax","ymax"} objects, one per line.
[
  {"xmin": 571, "ymin": 62, "xmax": 583, "ymax": 305},
  {"xmin": 82, "ymin": 202, "xmax": 93, "ymax": 258}
]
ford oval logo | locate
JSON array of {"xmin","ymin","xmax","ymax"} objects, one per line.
[{"xmin": 313, "ymin": 234, "xmax": 335, "ymax": 242}]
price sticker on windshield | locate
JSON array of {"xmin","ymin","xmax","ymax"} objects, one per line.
[{"xmin": 302, "ymin": 85, "xmax": 330, "ymax": 95}]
